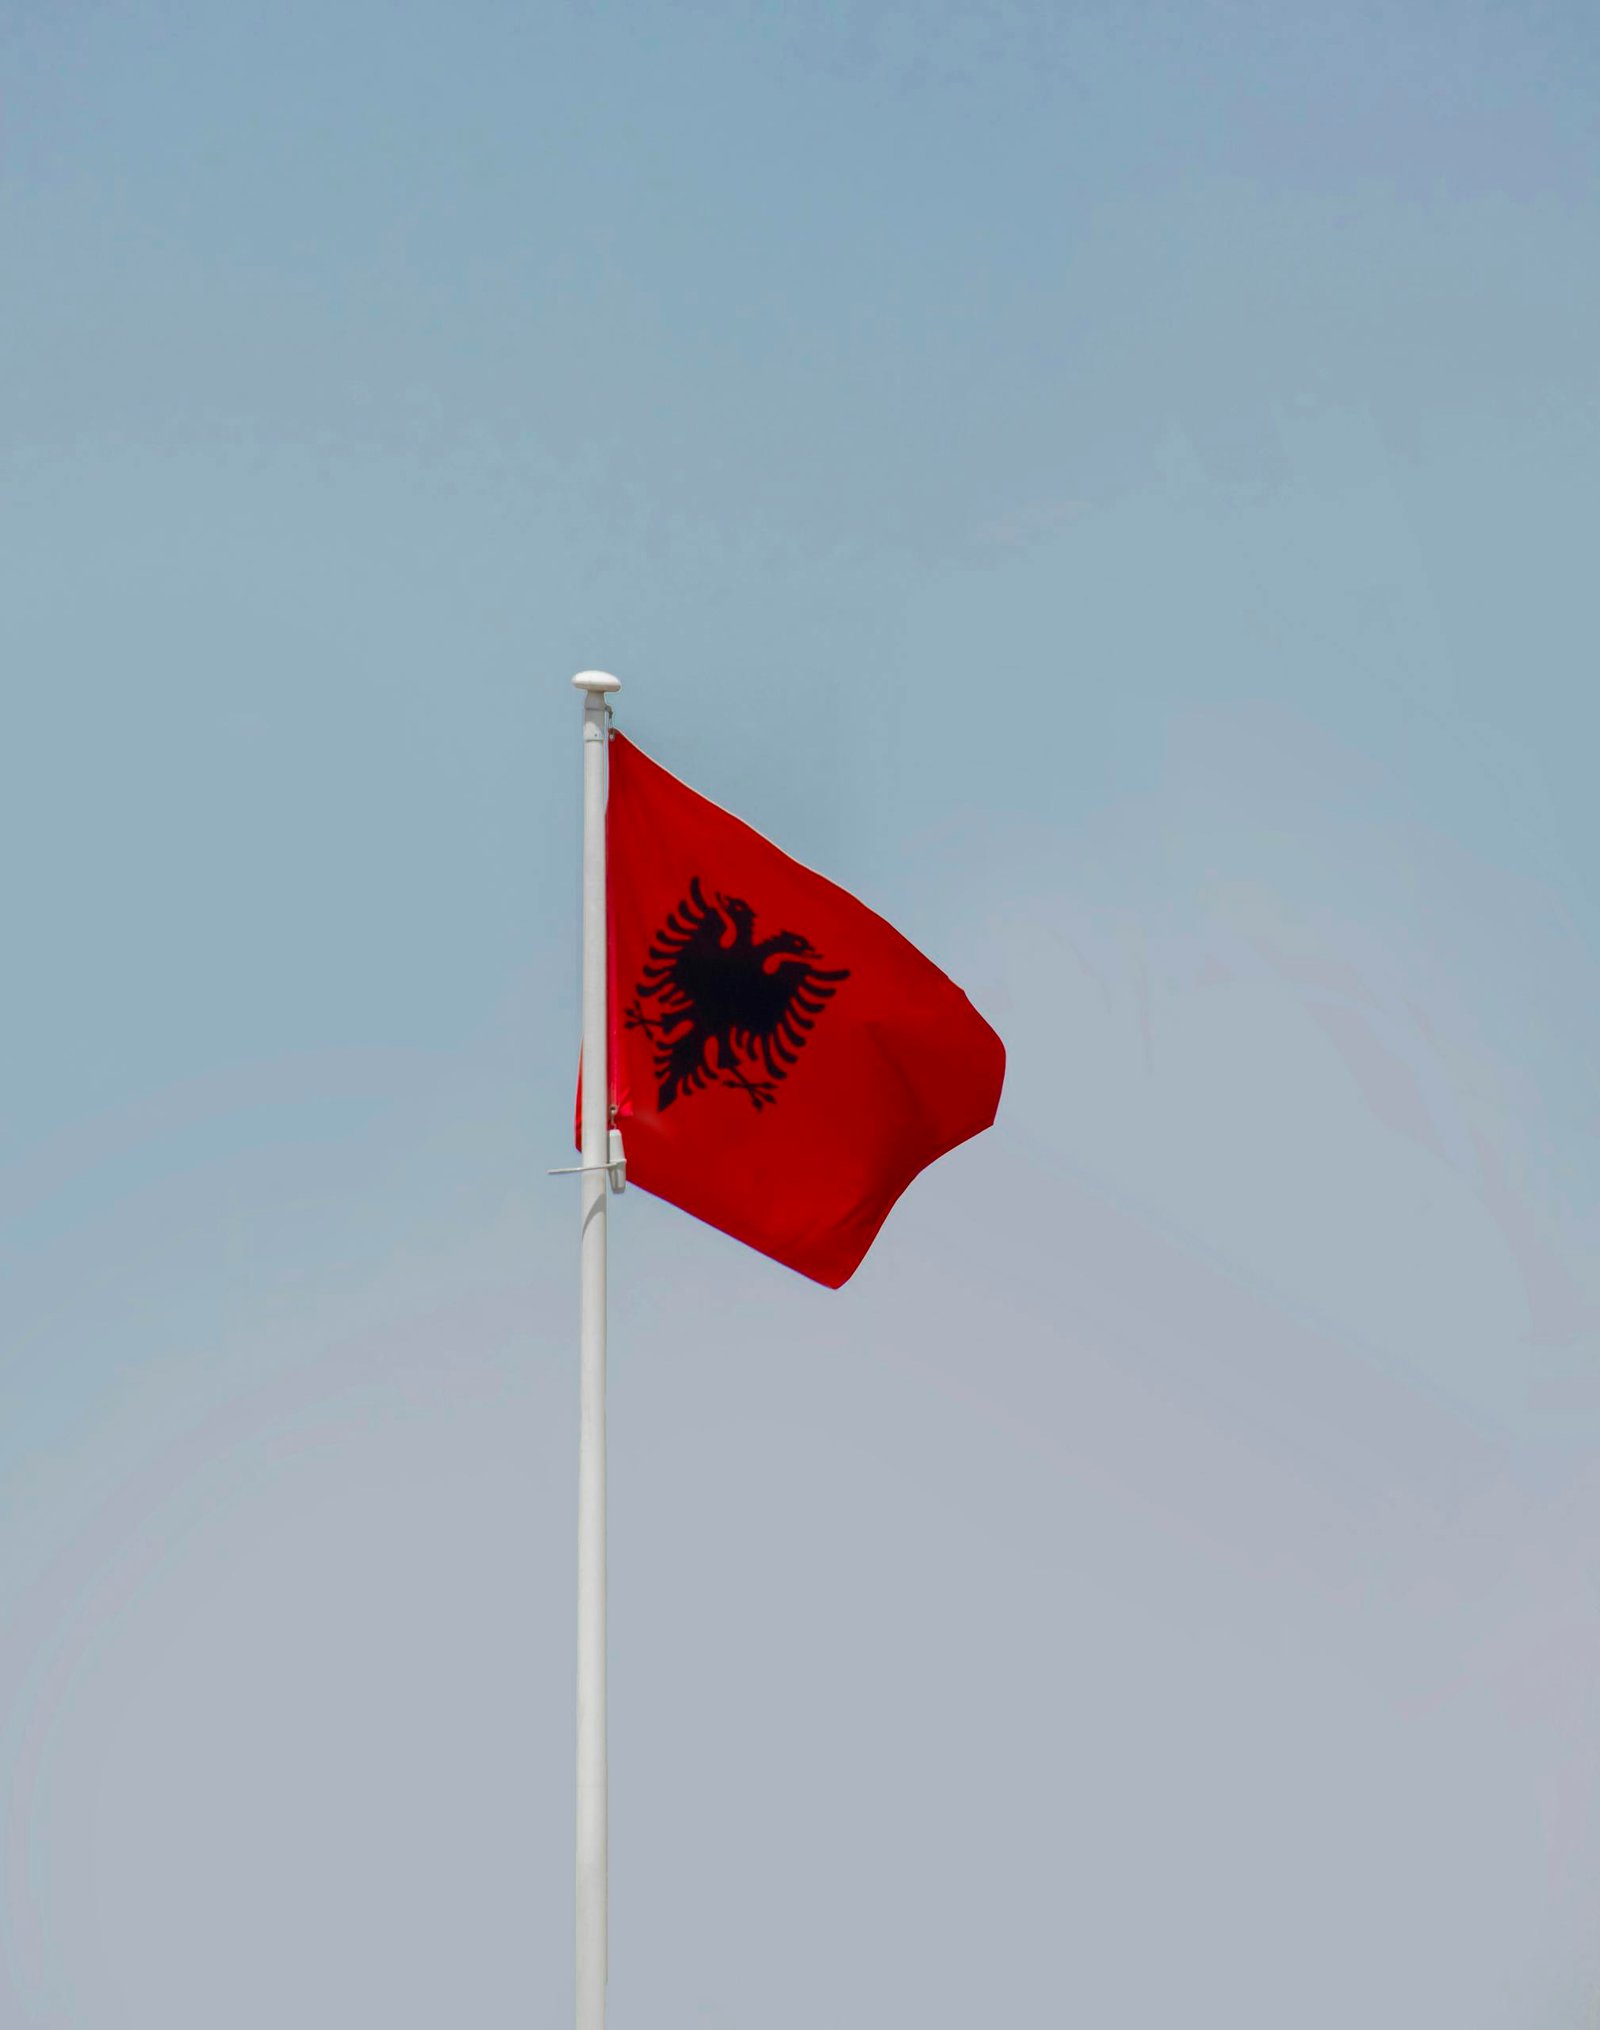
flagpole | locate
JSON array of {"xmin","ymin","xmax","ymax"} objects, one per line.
[{"xmin": 573, "ymin": 668, "xmax": 619, "ymax": 2030}]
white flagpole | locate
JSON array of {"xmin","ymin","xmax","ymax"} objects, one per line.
[{"xmin": 573, "ymin": 668, "xmax": 619, "ymax": 2030}]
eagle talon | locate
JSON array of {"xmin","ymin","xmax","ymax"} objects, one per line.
[{"xmin": 720, "ymin": 1072, "xmax": 778, "ymax": 1111}]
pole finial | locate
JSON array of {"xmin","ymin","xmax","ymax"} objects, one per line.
[{"xmin": 572, "ymin": 670, "xmax": 622, "ymax": 694}]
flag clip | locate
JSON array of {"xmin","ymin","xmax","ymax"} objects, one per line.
[{"xmin": 548, "ymin": 1127, "xmax": 626, "ymax": 1195}]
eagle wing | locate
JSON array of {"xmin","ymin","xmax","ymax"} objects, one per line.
[
  {"xmin": 732, "ymin": 953, "xmax": 849, "ymax": 1084},
  {"xmin": 637, "ymin": 877, "xmax": 727, "ymax": 1018},
  {"xmin": 634, "ymin": 879, "xmax": 731, "ymax": 1105}
]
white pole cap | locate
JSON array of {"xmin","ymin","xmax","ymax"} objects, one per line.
[{"xmin": 572, "ymin": 670, "xmax": 622, "ymax": 694}]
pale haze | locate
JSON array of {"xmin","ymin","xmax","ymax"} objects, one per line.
[{"xmin": 4, "ymin": 3, "xmax": 1599, "ymax": 2024}]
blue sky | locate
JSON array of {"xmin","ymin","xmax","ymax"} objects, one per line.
[{"xmin": 4, "ymin": 3, "xmax": 1599, "ymax": 2024}]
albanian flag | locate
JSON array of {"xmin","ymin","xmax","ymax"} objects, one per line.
[{"xmin": 596, "ymin": 732, "xmax": 1004, "ymax": 1288}]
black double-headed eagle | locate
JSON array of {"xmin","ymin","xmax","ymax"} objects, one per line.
[{"xmin": 624, "ymin": 877, "xmax": 849, "ymax": 1111}]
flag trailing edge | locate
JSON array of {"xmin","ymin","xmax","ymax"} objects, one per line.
[{"xmin": 583, "ymin": 729, "xmax": 1005, "ymax": 1288}]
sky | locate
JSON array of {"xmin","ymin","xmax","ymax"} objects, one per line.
[{"xmin": 3, "ymin": 0, "xmax": 1599, "ymax": 2022}]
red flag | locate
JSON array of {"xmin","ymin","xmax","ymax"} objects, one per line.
[{"xmin": 591, "ymin": 731, "xmax": 1004, "ymax": 1287}]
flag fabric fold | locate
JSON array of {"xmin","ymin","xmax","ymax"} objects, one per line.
[{"xmin": 585, "ymin": 731, "xmax": 1004, "ymax": 1288}]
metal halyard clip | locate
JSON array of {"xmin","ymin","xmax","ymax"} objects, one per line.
[{"xmin": 548, "ymin": 1126, "xmax": 626, "ymax": 1193}]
